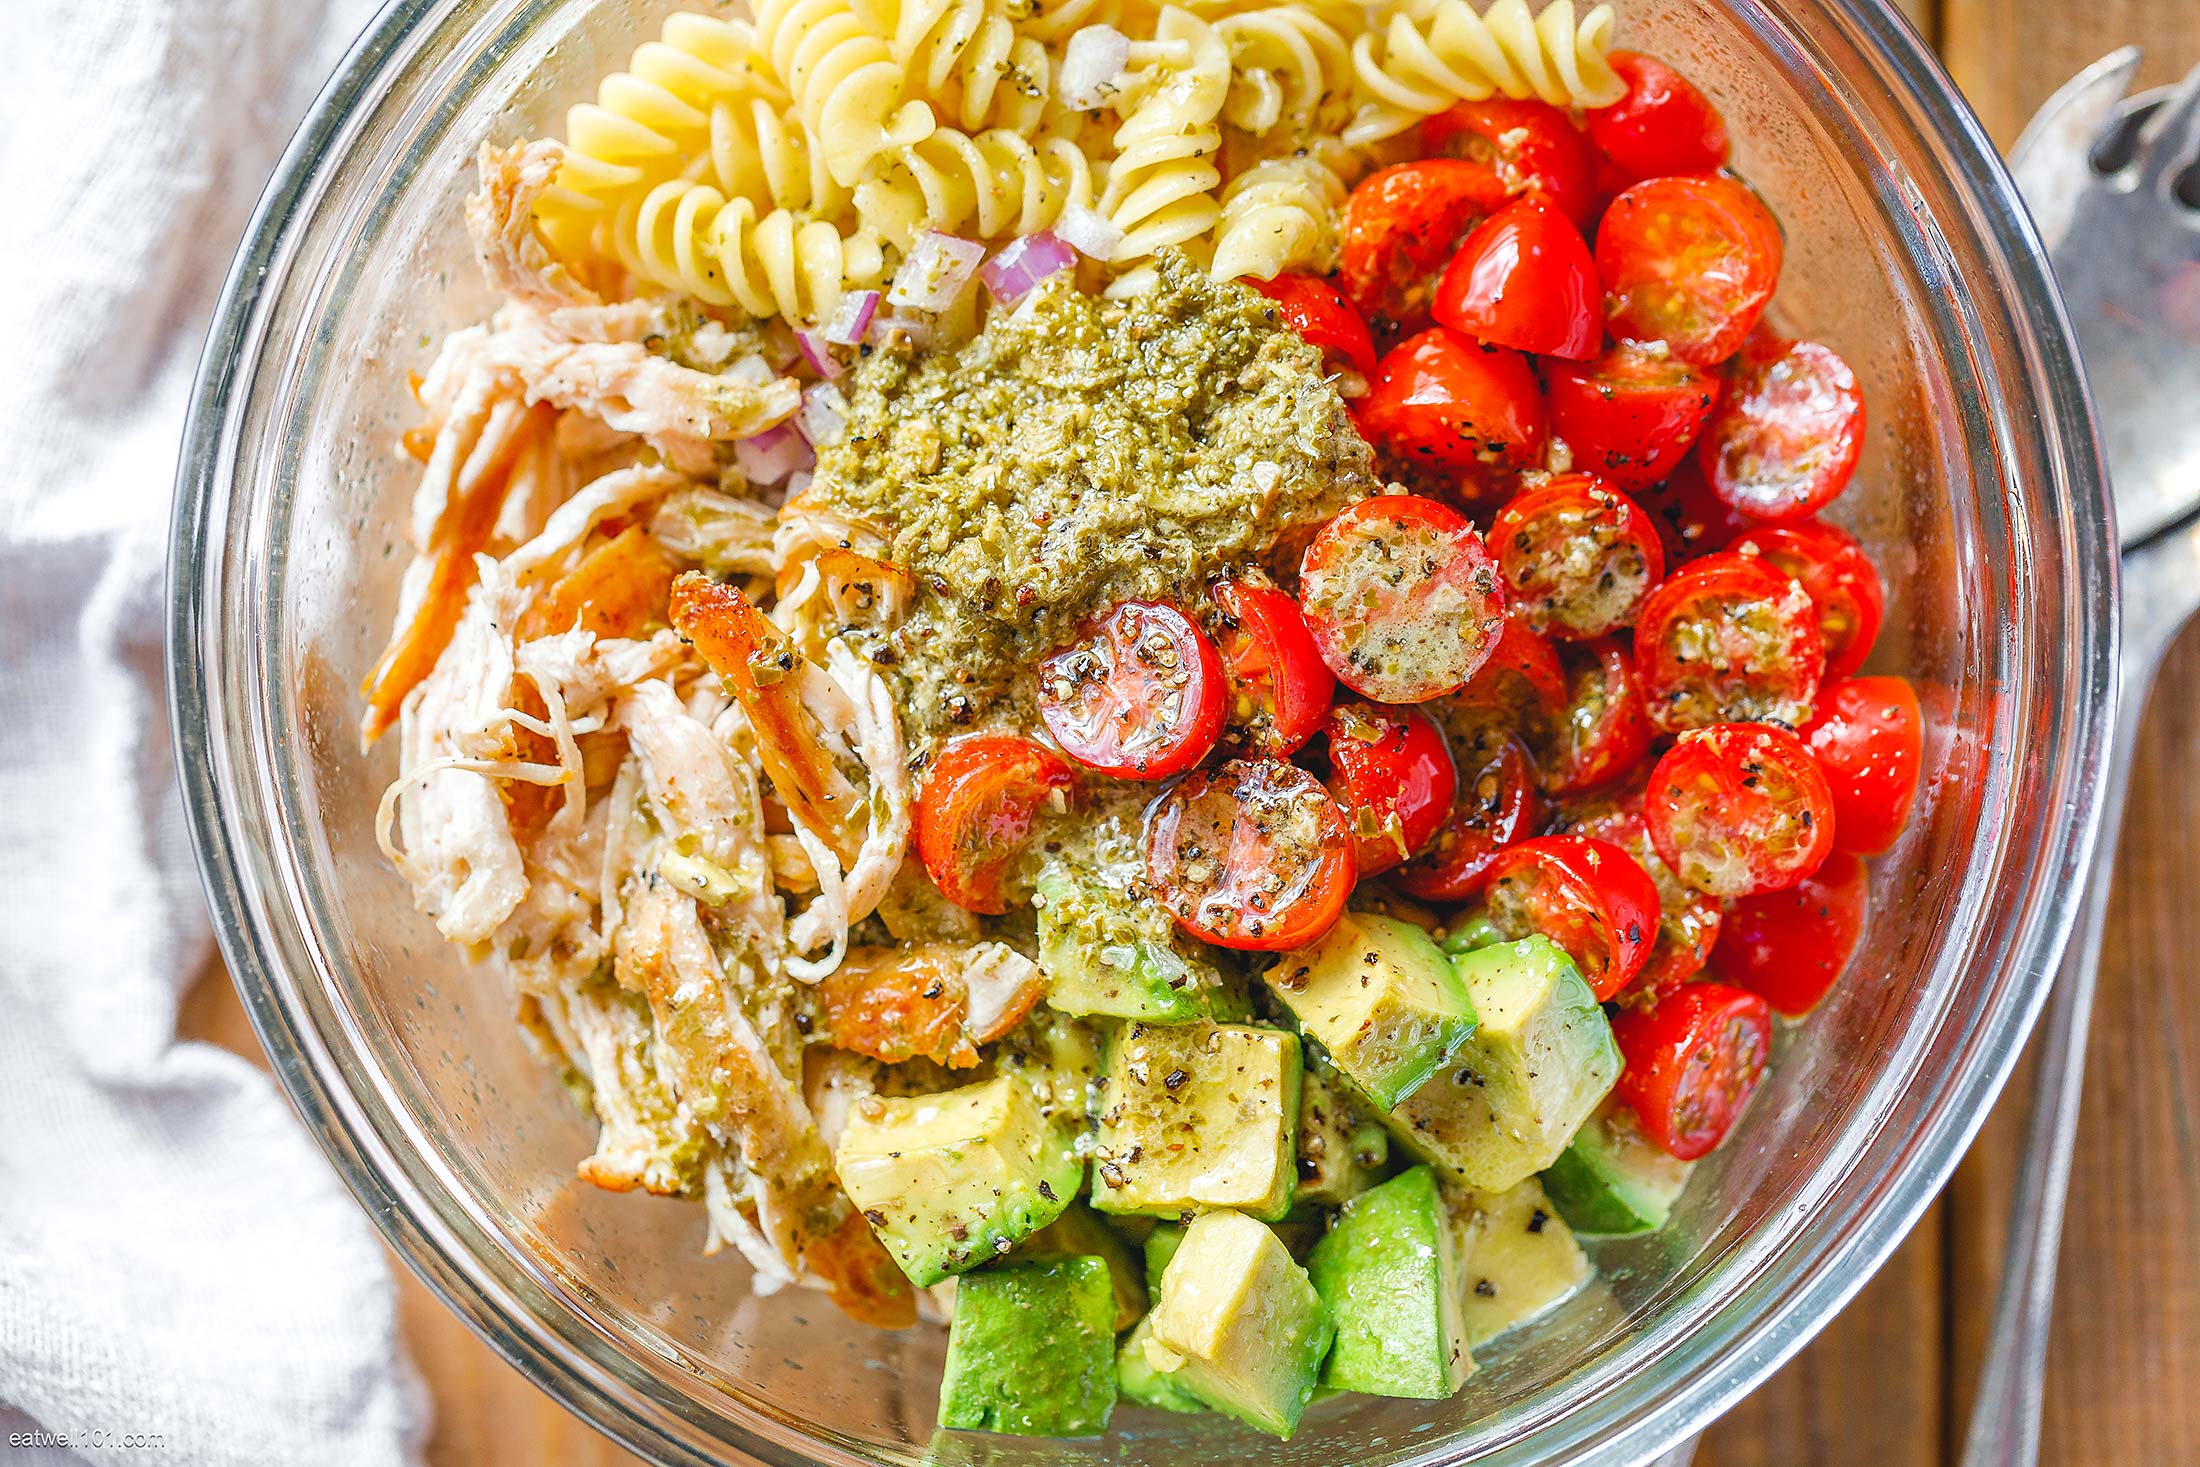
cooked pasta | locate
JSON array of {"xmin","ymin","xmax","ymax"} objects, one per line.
[
  {"xmin": 855, "ymin": 128, "xmax": 1105, "ymax": 249},
  {"xmin": 1209, "ymin": 151, "xmax": 1348, "ymax": 280},
  {"xmin": 752, "ymin": 0, "xmax": 940, "ymax": 187},
  {"xmin": 1344, "ymin": 0, "xmax": 1624, "ymax": 145},
  {"xmin": 886, "ymin": 0, "xmax": 1054, "ymax": 134},
  {"xmin": 1216, "ymin": 5, "xmax": 1355, "ymax": 139},
  {"xmin": 617, "ymin": 178, "xmax": 890, "ymax": 324},
  {"xmin": 701, "ymin": 95, "xmax": 852, "ymax": 217},
  {"xmin": 1100, "ymin": 7, "xmax": 1231, "ymax": 272}
]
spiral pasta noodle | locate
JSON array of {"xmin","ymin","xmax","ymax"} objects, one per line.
[
  {"xmin": 1209, "ymin": 152, "xmax": 1348, "ymax": 280},
  {"xmin": 752, "ymin": 0, "xmax": 939, "ymax": 187},
  {"xmin": 1101, "ymin": 8, "xmax": 1231, "ymax": 271},
  {"xmin": 855, "ymin": 128, "xmax": 1105, "ymax": 248},
  {"xmin": 1344, "ymin": 0, "xmax": 1624, "ymax": 146},
  {"xmin": 618, "ymin": 178, "xmax": 889, "ymax": 324},
  {"xmin": 1216, "ymin": 6, "xmax": 1355, "ymax": 139},
  {"xmin": 885, "ymin": 0, "xmax": 1054, "ymax": 134},
  {"xmin": 702, "ymin": 95, "xmax": 852, "ymax": 217}
]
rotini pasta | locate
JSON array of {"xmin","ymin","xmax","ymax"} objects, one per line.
[
  {"xmin": 1216, "ymin": 5, "xmax": 1356, "ymax": 138},
  {"xmin": 701, "ymin": 95, "xmax": 852, "ymax": 217},
  {"xmin": 1100, "ymin": 8, "xmax": 1231, "ymax": 271},
  {"xmin": 1344, "ymin": 0, "xmax": 1624, "ymax": 146},
  {"xmin": 1209, "ymin": 152, "xmax": 1347, "ymax": 280},
  {"xmin": 855, "ymin": 128, "xmax": 1105, "ymax": 248},
  {"xmin": 752, "ymin": 0, "xmax": 940, "ymax": 187},
  {"xmin": 617, "ymin": 178, "xmax": 890, "ymax": 325},
  {"xmin": 884, "ymin": 0, "xmax": 1054, "ymax": 134}
]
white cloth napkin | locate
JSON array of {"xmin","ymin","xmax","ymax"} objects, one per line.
[{"xmin": 0, "ymin": 0, "xmax": 425, "ymax": 1461}]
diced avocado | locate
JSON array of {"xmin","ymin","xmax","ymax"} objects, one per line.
[
  {"xmin": 1386, "ymin": 937, "xmax": 1620, "ymax": 1191},
  {"xmin": 1143, "ymin": 1222, "xmax": 1185, "ymax": 1297},
  {"xmin": 1456, "ymin": 1177, "xmax": 1590, "ymax": 1347},
  {"xmin": 991, "ymin": 1011, "xmax": 1103, "ymax": 1134},
  {"xmin": 1541, "ymin": 1099, "xmax": 1695, "ymax": 1237},
  {"xmin": 938, "ymin": 1258, "xmax": 1117, "ymax": 1436},
  {"xmin": 1439, "ymin": 910, "xmax": 1506, "ymax": 955},
  {"xmin": 1018, "ymin": 1202, "xmax": 1149, "ymax": 1331},
  {"xmin": 1037, "ymin": 871, "xmax": 1250, "ymax": 1023},
  {"xmin": 1266, "ymin": 912, "xmax": 1477, "ymax": 1110},
  {"xmin": 1296, "ymin": 1053, "xmax": 1391, "ymax": 1207},
  {"xmin": 1116, "ymin": 1316, "xmax": 1208, "ymax": 1414},
  {"xmin": 1306, "ymin": 1166, "xmax": 1473, "ymax": 1400},
  {"xmin": 1144, "ymin": 1211, "xmax": 1336, "ymax": 1439},
  {"xmin": 1092, "ymin": 1022, "xmax": 1300, "ymax": 1220},
  {"xmin": 836, "ymin": 1073, "xmax": 1083, "ymax": 1286},
  {"xmin": 1268, "ymin": 1212, "xmax": 1328, "ymax": 1260}
]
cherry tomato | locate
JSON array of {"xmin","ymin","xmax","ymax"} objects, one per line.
[
  {"xmin": 914, "ymin": 734, "xmax": 1077, "ymax": 914},
  {"xmin": 1639, "ymin": 455, "xmax": 1749, "ymax": 565},
  {"xmin": 1730, "ymin": 520, "xmax": 1885, "ymax": 679},
  {"xmin": 1454, "ymin": 615, "xmax": 1569, "ymax": 745},
  {"xmin": 1611, "ymin": 982, "xmax": 1772, "ymax": 1160},
  {"xmin": 1598, "ymin": 175, "xmax": 1784, "ymax": 367},
  {"xmin": 1396, "ymin": 726, "xmax": 1539, "ymax": 901},
  {"xmin": 1545, "ymin": 344, "xmax": 1722, "ymax": 490},
  {"xmin": 1038, "ymin": 600, "xmax": 1225, "ymax": 780},
  {"xmin": 1208, "ymin": 579, "xmax": 1335, "ymax": 758},
  {"xmin": 1433, "ymin": 196, "xmax": 1601, "ymax": 359},
  {"xmin": 1299, "ymin": 494, "xmax": 1508, "ymax": 703},
  {"xmin": 1422, "ymin": 98, "xmax": 1596, "ymax": 227},
  {"xmin": 1544, "ymin": 637, "xmax": 1653, "ymax": 795},
  {"xmin": 1559, "ymin": 792, "xmax": 1722, "ymax": 1008},
  {"xmin": 1249, "ymin": 272, "xmax": 1378, "ymax": 381},
  {"xmin": 1323, "ymin": 701, "xmax": 1458, "ymax": 876},
  {"xmin": 1712, "ymin": 849, "xmax": 1870, "ymax": 1016},
  {"xmin": 1145, "ymin": 758, "xmax": 1356, "ymax": 951},
  {"xmin": 1584, "ymin": 52, "xmax": 1731, "ymax": 184},
  {"xmin": 1490, "ymin": 474, "xmax": 1666, "ymax": 639},
  {"xmin": 1359, "ymin": 328, "xmax": 1548, "ymax": 479},
  {"xmin": 1482, "ymin": 833, "xmax": 1661, "ymax": 1000},
  {"xmin": 1645, "ymin": 722, "xmax": 1836, "ymax": 898},
  {"xmin": 1339, "ymin": 160, "xmax": 1514, "ymax": 338},
  {"xmin": 1634, "ymin": 551, "xmax": 1824, "ymax": 731},
  {"xmin": 1800, "ymin": 676, "xmax": 1923, "ymax": 855},
  {"xmin": 1699, "ymin": 337, "xmax": 1866, "ymax": 523}
]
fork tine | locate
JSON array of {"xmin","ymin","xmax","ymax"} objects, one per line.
[{"xmin": 2135, "ymin": 61, "xmax": 2200, "ymax": 193}]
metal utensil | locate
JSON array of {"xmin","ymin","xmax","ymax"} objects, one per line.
[{"xmin": 1964, "ymin": 53, "xmax": 2200, "ymax": 1467}]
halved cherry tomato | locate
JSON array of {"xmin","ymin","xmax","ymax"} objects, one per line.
[
  {"xmin": 1545, "ymin": 344, "xmax": 1721, "ymax": 490},
  {"xmin": 1454, "ymin": 615, "xmax": 1569, "ymax": 746},
  {"xmin": 1491, "ymin": 474, "xmax": 1666, "ymax": 639},
  {"xmin": 1359, "ymin": 328, "xmax": 1548, "ymax": 479},
  {"xmin": 1323, "ymin": 701, "xmax": 1458, "ymax": 876},
  {"xmin": 1299, "ymin": 494, "xmax": 1508, "ymax": 703},
  {"xmin": 1339, "ymin": 160, "xmax": 1514, "ymax": 338},
  {"xmin": 1558, "ymin": 791, "xmax": 1722, "ymax": 1008},
  {"xmin": 1482, "ymin": 833, "xmax": 1661, "ymax": 1000},
  {"xmin": 1544, "ymin": 638, "xmax": 1653, "ymax": 795},
  {"xmin": 1145, "ymin": 758, "xmax": 1355, "ymax": 950},
  {"xmin": 1640, "ymin": 455, "xmax": 1749, "ymax": 565},
  {"xmin": 1611, "ymin": 981, "xmax": 1772, "ymax": 1160},
  {"xmin": 1422, "ymin": 98, "xmax": 1596, "ymax": 227},
  {"xmin": 1712, "ymin": 849, "xmax": 1870, "ymax": 1016},
  {"xmin": 1037, "ymin": 600, "xmax": 1225, "ymax": 780},
  {"xmin": 1730, "ymin": 520, "xmax": 1885, "ymax": 679},
  {"xmin": 1585, "ymin": 52, "xmax": 1731, "ymax": 185},
  {"xmin": 1634, "ymin": 551, "xmax": 1824, "ymax": 731},
  {"xmin": 1433, "ymin": 196, "xmax": 1601, "ymax": 359},
  {"xmin": 1208, "ymin": 578, "xmax": 1335, "ymax": 757},
  {"xmin": 914, "ymin": 734, "xmax": 1077, "ymax": 914},
  {"xmin": 1699, "ymin": 337, "xmax": 1865, "ymax": 523},
  {"xmin": 1396, "ymin": 726, "xmax": 1539, "ymax": 901},
  {"xmin": 1249, "ymin": 272, "xmax": 1378, "ymax": 381},
  {"xmin": 1598, "ymin": 175, "xmax": 1784, "ymax": 366},
  {"xmin": 1801, "ymin": 676, "xmax": 1922, "ymax": 855},
  {"xmin": 1645, "ymin": 722, "xmax": 1836, "ymax": 897}
]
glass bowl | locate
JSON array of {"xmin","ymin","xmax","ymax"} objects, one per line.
[{"xmin": 168, "ymin": 1, "xmax": 2118, "ymax": 1462}]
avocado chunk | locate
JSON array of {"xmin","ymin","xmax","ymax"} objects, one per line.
[
  {"xmin": 1144, "ymin": 1211, "xmax": 1336, "ymax": 1438},
  {"xmin": 1386, "ymin": 937, "xmax": 1620, "ymax": 1191},
  {"xmin": 1017, "ymin": 1201, "xmax": 1149, "ymax": 1331},
  {"xmin": 1143, "ymin": 1221, "xmax": 1185, "ymax": 1297},
  {"xmin": 1092, "ymin": 1022, "xmax": 1300, "ymax": 1220},
  {"xmin": 1306, "ymin": 1165, "xmax": 1474, "ymax": 1399},
  {"xmin": 1266, "ymin": 911, "xmax": 1478, "ymax": 1110},
  {"xmin": 1116, "ymin": 1316, "xmax": 1208, "ymax": 1414},
  {"xmin": 938, "ymin": 1258, "xmax": 1117, "ymax": 1436},
  {"xmin": 836, "ymin": 1073, "xmax": 1083, "ymax": 1285},
  {"xmin": 1439, "ymin": 910, "xmax": 1506, "ymax": 955},
  {"xmin": 1456, "ymin": 1177, "xmax": 1590, "ymax": 1347},
  {"xmin": 1037, "ymin": 871, "xmax": 1249, "ymax": 1023},
  {"xmin": 1541, "ymin": 1099, "xmax": 1695, "ymax": 1237},
  {"xmin": 1296, "ymin": 1053, "xmax": 1392, "ymax": 1207}
]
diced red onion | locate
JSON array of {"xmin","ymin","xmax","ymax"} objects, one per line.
[
  {"xmin": 795, "ymin": 329, "xmax": 843, "ymax": 380},
  {"xmin": 1056, "ymin": 204, "xmax": 1123, "ymax": 262},
  {"xmin": 980, "ymin": 231, "xmax": 1076, "ymax": 304},
  {"xmin": 800, "ymin": 382, "xmax": 849, "ymax": 447},
  {"xmin": 1061, "ymin": 25, "xmax": 1131, "ymax": 109},
  {"xmin": 823, "ymin": 288, "xmax": 880, "ymax": 346},
  {"xmin": 868, "ymin": 309, "xmax": 935, "ymax": 350},
  {"xmin": 889, "ymin": 232, "xmax": 986, "ymax": 312},
  {"xmin": 759, "ymin": 318, "xmax": 804, "ymax": 370},
  {"xmin": 733, "ymin": 421, "xmax": 815, "ymax": 486}
]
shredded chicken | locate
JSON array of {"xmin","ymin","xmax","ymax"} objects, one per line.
[{"xmin": 467, "ymin": 139, "xmax": 601, "ymax": 312}]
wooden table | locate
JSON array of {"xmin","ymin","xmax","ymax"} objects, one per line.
[{"xmin": 179, "ymin": 4, "xmax": 2200, "ymax": 1461}]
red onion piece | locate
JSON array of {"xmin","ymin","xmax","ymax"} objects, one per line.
[
  {"xmin": 795, "ymin": 329, "xmax": 843, "ymax": 380},
  {"xmin": 800, "ymin": 382, "xmax": 849, "ymax": 447},
  {"xmin": 823, "ymin": 289, "xmax": 879, "ymax": 346},
  {"xmin": 733, "ymin": 421, "xmax": 815, "ymax": 486},
  {"xmin": 980, "ymin": 231, "xmax": 1076, "ymax": 304},
  {"xmin": 1056, "ymin": 204, "xmax": 1123, "ymax": 262},
  {"xmin": 1061, "ymin": 25, "xmax": 1131, "ymax": 109},
  {"xmin": 888, "ymin": 232, "xmax": 985, "ymax": 313}
]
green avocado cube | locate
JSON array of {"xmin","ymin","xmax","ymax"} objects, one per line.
[
  {"xmin": 1017, "ymin": 1201, "xmax": 1149, "ymax": 1331},
  {"xmin": 1306, "ymin": 1166, "xmax": 1474, "ymax": 1399},
  {"xmin": 1541, "ymin": 1099, "xmax": 1696, "ymax": 1237},
  {"xmin": 1092, "ymin": 1022, "xmax": 1300, "ymax": 1220},
  {"xmin": 1438, "ymin": 910, "xmax": 1506, "ymax": 955},
  {"xmin": 938, "ymin": 1258, "xmax": 1117, "ymax": 1437},
  {"xmin": 1037, "ymin": 871, "xmax": 1249, "ymax": 1023},
  {"xmin": 1457, "ymin": 1177, "xmax": 1590, "ymax": 1347},
  {"xmin": 836, "ymin": 1073, "xmax": 1083, "ymax": 1286},
  {"xmin": 1144, "ymin": 1211, "xmax": 1336, "ymax": 1439},
  {"xmin": 1116, "ymin": 1317, "xmax": 1208, "ymax": 1414},
  {"xmin": 1385, "ymin": 937, "xmax": 1620, "ymax": 1191},
  {"xmin": 1296, "ymin": 1053, "xmax": 1391, "ymax": 1207},
  {"xmin": 1266, "ymin": 912, "xmax": 1478, "ymax": 1110},
  {"xmin": 1143, "ymin": 1222, "xmax": 1186, "ymax": 1297}
]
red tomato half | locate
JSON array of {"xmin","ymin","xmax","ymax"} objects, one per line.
[
  {"xmin": 1433, "ymin": 196, "xmax": 1601, "ymax": 359},
  {"xmin": 1801, "ymin": 676, "xmax": 1923, "ymax": 855},
  {"xmin": 1699, "ymin": 337, "xmax": 1866, "ymax": 523},
  {"xmin": 1324, "ymin": 701, "xmax": 1458, "ymax": 876},
  {"xmin": 1634, "ymin": 551, "xmax": 1824, "ymax": 731},
  {"xmin": 1560, "ymin": 792, "xmax": 1723, "ymax": 1008},
  {"xmin": 1544, "ymin": 637, "xmax": 1653, "ymax": 795},
  {"xmin": 1360, "ymin": 328, "xmax": 1548, "ymax": 479},
  {"xmin": 1646, "ymin": 722, "xmax": 1836, "ymax": 898},
  {"xmin": 914, "ymin": 734, "xmax": 1077, "ymax": 914},
  {"xmin": 1249, "ymin": 273, "xmax": 1378, "ymax": 380},
  {"xmin": 1730, "ymin": 520, "xmax": 1885, "ymax": 679},
  {"xmin": 1454, "ymin": 615, "xmax": 1569, "ymax": 746},
  {"xmin": 1598, "ymin": 175, "xmax": 1784, "ymax": 366},
  {"xmin": 1490, "ymin": 474, "xmax": 1666, "ymax": 639},
  {"xmin": 1145, "ymin": 758, "xmax": 1356, "ymax": 951},
  {"xmin": 1640, "ymin": 455, "xmax": 1749, "ymax": 565},
  {"xmin": 1585, "ymin": 52, "xmax": 1731, "ymax": 185},
  {"xmin": 1611, "ymin": 982, "xmax": 1772, "ymax": 1160},
  {"xmin": 1483, "ymin": 833, "xmax": 1661, "ymax": 1000},
  {"xmin": 1208, "ymin": 579, "xmax": 1335, "ymax": 758},
  {"xmin": 1299, "ymin": 494, "xmax": 1508, "ymax": 703},
  {"xmin": 1339, "ymin": 160, "xmax": 1514, "ymax": 338},
  {"xmin": 1545, "ymin": 344, "xmax": 1721, "ymax": 490},
  {"xmin": 1423, "ymin": 98, "xmax": 1596, "ymax": 226},
  {"xmin": 1712, "ymin": 849, "xmax": 1870, "ymax": 1016},
  {"xmin": 1038, "ymin": 600, "xmax": 1225, "ymax": 780},
  {"xmin": 1397, "ymin": 726, "xmax": 1540, "ymax": 900}
]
